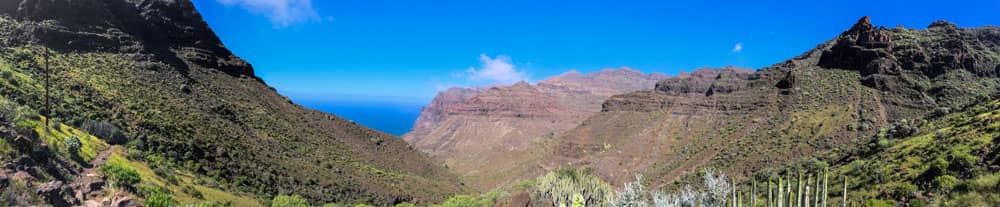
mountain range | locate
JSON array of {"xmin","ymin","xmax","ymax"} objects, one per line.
[{"xmin": 0, "ymin": 0, "xmax": 998, "ymax": 206}]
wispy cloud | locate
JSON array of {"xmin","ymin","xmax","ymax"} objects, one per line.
[
  {"xmin": 217, "ymin": 0, "xmax": 323, "ymax": 27},
  {"xmin": 731, "ymin": 42, "xmax": 743, "ymax": 53},
  {"xmin": 466, "ymin": 54, "xmax": 528, "ymax": 84}
]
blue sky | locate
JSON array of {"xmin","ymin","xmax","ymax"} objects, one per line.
[{"xmin": 191, "ymin": 0, "xmax": 998, "ymax": 135}]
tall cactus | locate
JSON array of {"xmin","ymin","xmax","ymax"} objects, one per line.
[
  {"xmin": 778, "ymin": 177, "xmax": 783, "ymax": 207},
  {"xmin": 822, "ymin": 167, "xmax": 828, "ymax": 207},
  {"xmin": 814, "ymin": 173, "xmax": 820, "ymax": 207},
  {"xmin": 842, "ymin": 176, "xmax": 847, "ymax": 207},
  {"xmin": 797, "ymin": 172, "xmax": 803, "ymax": 207},
  {"xmin": 769, "ymin": 179, "xmax": 773, "ymax": 207},
  {"xmin": 752, "ymin": 179, "xmax": 757, "ymax": 207},
  {"xmin": 804, "ymin": 175, "xmax": 811, "ymax": 207},
  {"xmin": 787, "ymin": 175, "xmax": 793, "ymax": 207}
]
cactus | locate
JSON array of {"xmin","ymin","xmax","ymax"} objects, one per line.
[
  {"xmin": 797, "ymin": 172, "xmax": 803, "ymax": 207},
  {"xmin": 768, "ymin": 179, "xmax": 773, "ymax": 207},
  {"xmin": 814, "ymin": 174, "xmax": 820, "ymax": 207},
  {"xmin": 778, "ymin": 177, "xmax": 783, "ymax": 207},
  {"xmin": 822, "ymin": 167, "xmax": 828, "ymax": 207},
  {"xmin": 804, "ymin": 176, "xmax": 810, "ymax": 207},
  {"xmin": 841, "ymin": 176, "xmax": 847, "ymax": 207},
  {"xmin": 752, "ymin": 179, "xmax": 757, "ymax": 207}
]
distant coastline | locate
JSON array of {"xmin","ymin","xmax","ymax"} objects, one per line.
[{"xmin": 295, "ymin": 99, "xmax": 423, "ymax": 136}]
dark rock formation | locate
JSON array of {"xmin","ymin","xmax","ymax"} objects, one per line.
[
  {"xmin": 0, "ymin": 0, "xmax": 255, "ymax": 78},
  {"xmin": 654, "ymin": 66, "xmax": 753, "ymax": 95},
  {"xmin": 36, "ymin": 180, "xmax": 77, "ymax": 206},
  {"xmin": 818, "ymin": 16, "xmax": 897, "ymax": 77}
]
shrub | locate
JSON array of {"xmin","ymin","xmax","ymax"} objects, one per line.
[
  {"xmin": 80, "ymin": 120, "xmax": 129, "ymax": 144},
  {"xmin": 863, "ymin": 199, "xmax": 893, "ymax": 207},
  {"xmin": 271, "ymin": 195, "xmax": 309, "ymax": 207},
  {"xmin": 100, "ymin": 161, "xmax": 141, "ymax": 190},
  {"xmin": 611, "ymin": 175, "xmax": 647, "ymax": 207},
  {"xmin": 145, "ymin": 191, "xmax": 175, "ymax": 207},
  {"xmin": 0, "ymin": 96, "xmax": 35, "ymax": 125},
  {"xmin": 934, "ymin": 175, "xmax": 960, "ymax": 192},
  {"xmin": 933, "ymin": 107, "xmax": 951, "ymax": 117},
  {"xmin": 437, "ymin": 195, "xmax": 486, "ymax": 207},
  {"xmin": 63, "ymin": 135, "xmax": 81, "ymax": 153},
  {"xmin": 533, "ymin": 169, "xmax": 613, "ymax": 207},
  {"xmin": 393, "ymin": 203, "xmax": 416, "ymax": 207}
]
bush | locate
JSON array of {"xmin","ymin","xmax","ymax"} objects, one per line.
[
  {"xmin": 934, "ymin": 175, "xmax": 960, "ymax": 192},
  {"xmin": 145, "ymin": 191, "xmax": 175, "ymax": 207},
  {"xmin": 863, "ymin": 199, "xmax": 894, "ymax": 207},
  {"xmin": 533, "ymin": 169, "xmax": 613, "ymax": 207},
  {"xmin": 99, "ymin": 161, "xmax": 141, "ymax": 190},
  {"xmin": 611, "ymin": 175, "xmax": 647, "ymax": 207},
  {"xmin": 437, "ymin": 195, "xmax": 485, "ymax": 207},
  {"xmin": 393, "ymin": 203, "xmax": 416, "ymax": 207},
  {"xmin": 933, "ymin": 107, "xmax": 951, "ymax": 117},
  {"xmin": 271, "ymin": 195, "xmax": 309, "ymax": 207},
  {"xmin": 80, "ymin": 120, "xmax": 129, "ymax": 144},
  {"xmin": 63, "ymin": 135, "xmax": 81, "ymax": 153},
  {"xmin": 0, "ymin": 96, "xmax": 35, "ymax": 126}
]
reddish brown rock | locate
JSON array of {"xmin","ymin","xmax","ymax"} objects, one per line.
[{"xmin": 403, "ymin": 67, "xmax": 666, "ymax": 189}]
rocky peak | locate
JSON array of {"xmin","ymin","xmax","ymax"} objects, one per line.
[
  {"xmin": 818, "ymin": 16, "xmax": 898, "ymax": 78},
  {"xmin": 927, "ymin": 19, "xmax": 958, "ymax": 32},
  {"xmin": 842, "ymin": 16, "xmax": 893, "ymax": 48}
]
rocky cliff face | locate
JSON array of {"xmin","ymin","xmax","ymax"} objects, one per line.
[
  {"xmin": 0, "ymin": 0, "xmax": 253, "ymax": 77},
  {"xmin": 535, "ymin": 17, "xmax": 1000, "ymax": 187},
  {"xmin": 439, "ymin": 17, "xmax": 1000, "ymax": 189},
  {"xmin": 0, "ymin": 0, "xmax": 463, "ymax": 204},
  {"xmin": 403, "ymin": 67, "xmax": 666, "ymax": 188}
]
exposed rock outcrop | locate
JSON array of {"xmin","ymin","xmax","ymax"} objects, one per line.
[
  {"xmin": 403, "ymin": 67, "xmax": 666, "ymax": 189},
  {"xmin": 1, "ymin": 0, "xmax": 254, "ymax": 78}
]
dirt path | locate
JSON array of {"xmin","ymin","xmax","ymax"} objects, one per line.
[
  {"xmin": 70, "ymin": 145, "xmax": 117, "ymax": 204},
  {"xmin": 81, "ymin": 146, "xmax": 115, "ymax": 178}
]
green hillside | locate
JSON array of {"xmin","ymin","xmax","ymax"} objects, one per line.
[{"xmin": 0, "ymin": 0, "xmax": 464, "ymax": 205}]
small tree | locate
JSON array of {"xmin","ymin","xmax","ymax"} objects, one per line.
[{"xmin": 63, "ymin": 135, "xmax": 81, "ymax": 153}]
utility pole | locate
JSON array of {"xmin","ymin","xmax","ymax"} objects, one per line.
[{"xmin": 44, "ymin": 47, "xmax": 49, "ymax": 121}]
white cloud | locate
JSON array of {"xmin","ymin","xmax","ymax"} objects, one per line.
[
  {"xmin": 217, "ymin": 0, "xmax": 322, "ymax": 27},
  {"xmin": 731, "ymin": 42, "xmax": 743, "ymax": 53},
  {"xmin": 466, "ymin": 54, "xmax": 527, "ymax": 84}
]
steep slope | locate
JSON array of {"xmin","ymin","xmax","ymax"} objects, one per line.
[
  {"xmin": 511, "ymin": 17, "xmax": 1000, "ymax": 190},
  {"xmin": 0, "ymin": 0, "xmax": 463, "ymax": 205},
  {"xmin": 403, "ymin": 67, "xmax": 667, "ymax": 189}
]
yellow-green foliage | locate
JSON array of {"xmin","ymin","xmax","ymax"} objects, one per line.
[
  {"xmin": 34, "ymin": 117, "xmax": 109, "ymax": 162},
  {"xmin": 428, "ymin": 190, "xmax": 508, "ymax": 207},
  {"xmin": 110, "ymin": 149, "xmax": 262, "ymax": 206},
  {"xmin": 270, "ymin": 195, "xmax": 309, "ymax": 207},
  {"xmin": 533, "ymin": 169, "xmax": 613, "ymax": 207},
  {"xmin": 100, "ymin": 155, "xmax": 141, "ymax": 189}
]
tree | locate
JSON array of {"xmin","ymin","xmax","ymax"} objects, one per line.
[{"xmin": 63, "ymin": 136, "xmax": 81, "ymax": 153}]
